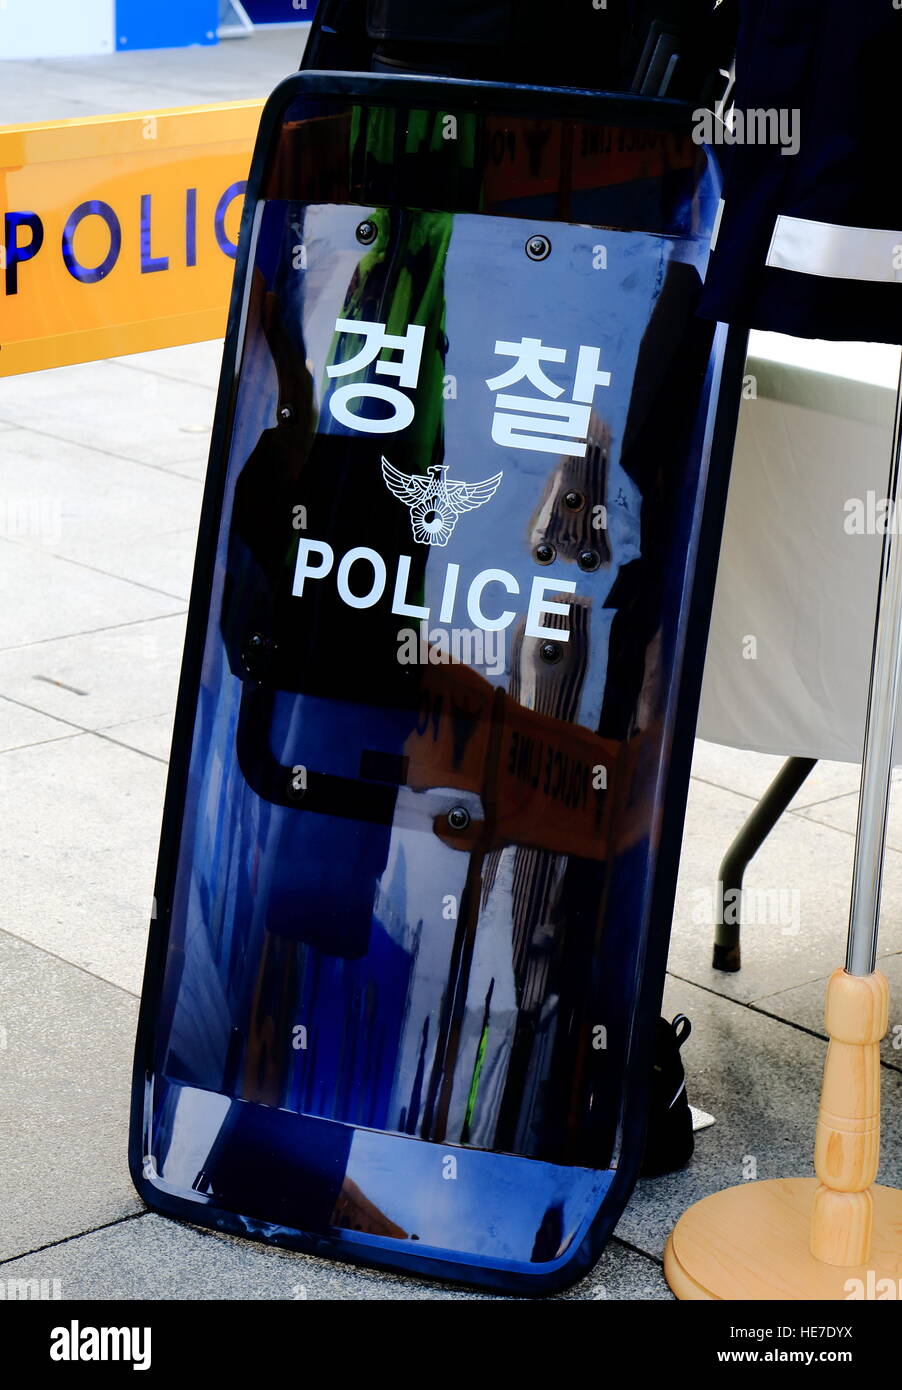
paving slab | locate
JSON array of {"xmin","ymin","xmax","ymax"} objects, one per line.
[
  {"xmin": 0, "ymin": 1212, "xmax": 666, "ymax": 1301},
  {"xmin": 796, "ymin": 777, "xmax": 902, "ymax": 853},
  {"xmin": 0, "ymin": 696, "xmax": 77, "ymax": 754},
  {"xmin": 113, "ymin": 341, "xmax": 224, "ymax": 391},
  {"xmin": 0, "ymin": 733, "xmax": 164, "ymax": 993},
  {"xmin": 156, "ymin": 454, "xmax": 210, "ymax": 483},
  {"xmin": 0, "ymin": 75, "xmax": 222, "ymax": 125},
  {"xmin": 0, "ymin": 426, "xmax": 201, "ymax": 598},
  {"xmin": 690, "ymin": 738, "xmax": 867, "ymax": 808},
  {"xmin": 752, "ymin": 951, "xmax": 902, "ymax": 1071},
  {"xmin": 0, "ymin": 613, "xmax": 185, "ymax": 730},
  {"xmin": 58, "ymin": 528, "xmax": 199, "ymax": 603},
  {"xmin": 0, "ymin": 360, "xmax": 218, "ymax": 473},
  {"xmin": 667, "ymin": 775, "xmax": 902, "ymax": 1001},
  {"xmin": 0, "ymin": 932, "xmax": 141, "ymax": 1261},
  {"xmin": 0, "ymin": 65, "xmax": 130, "ymax": 123},
  {"xmin": 616, "ymin": 973, "xmax": 902, "ymax": 1260},
  {"xmin": 98, "ymin": 713, "xmax": 174, "ymax": 762},
  {"xmin": 0, "ymin": 541, "xmax": 185, "ymax": 651},
  {"xmin": 0, "ymin": 31, "xmax": 303, "ymax": 124}
]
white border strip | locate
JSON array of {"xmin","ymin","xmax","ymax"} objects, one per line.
[{"xmin": 766, "ymin": 213, "xmax": 902, "ymax": 284}]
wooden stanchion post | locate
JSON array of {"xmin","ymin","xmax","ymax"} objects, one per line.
[{"xmin": 810, "ymin": 968, "xmax": 888, "ymax": 1266}]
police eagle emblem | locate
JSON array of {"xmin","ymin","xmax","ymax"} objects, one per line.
[{"xmin": 380, "ymin": 458, "xmax": 503, "ymax": 547}]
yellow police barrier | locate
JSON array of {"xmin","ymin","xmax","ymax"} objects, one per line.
[{"xmin": 0, "ymin": 100, "xmax": 264, "ymax": 377}]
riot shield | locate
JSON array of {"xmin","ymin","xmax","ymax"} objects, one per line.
[{"xmin": 129, "ymin": 71, "xmax": 745, "ymax": 1294}]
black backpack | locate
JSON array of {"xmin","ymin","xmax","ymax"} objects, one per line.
[{"xmin": 641, "ymin": 1014, "xmax": 695, "ymax": 1177}]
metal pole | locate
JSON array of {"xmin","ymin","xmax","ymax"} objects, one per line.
[{"xmin": 846, "ymin": 350, "xmax": 902, "ymax": 976}]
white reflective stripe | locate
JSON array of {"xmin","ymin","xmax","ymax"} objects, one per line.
[
  {"xmin": 766, "ymin": 213, "xmax": 902, "ymax": 283},
  {"xmin": 710, "ymin": 197, "xmax": 725, "ymax": 252}
]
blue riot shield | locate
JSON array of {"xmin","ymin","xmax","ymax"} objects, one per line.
[{"xmin": 129, "ymin": 71, "xmax": 745, "ymax": 1294}]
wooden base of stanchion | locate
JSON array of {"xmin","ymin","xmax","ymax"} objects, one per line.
[
  {"xmin": 664, "ymin": 1177, "xmax": 902, "ymax": 1300},
  {"xmin": 665, "ymin": 970, "xmax": 899, "ymax": 1300}
]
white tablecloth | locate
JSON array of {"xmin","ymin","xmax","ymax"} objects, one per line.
[{"xmin": 697, "ymin": 333, "xmax": 902, "ymax": 763}]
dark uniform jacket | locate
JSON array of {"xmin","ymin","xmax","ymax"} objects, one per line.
[{"xmin": 700, "ymin": 0, "xmax": 902, "ymax": 344}]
